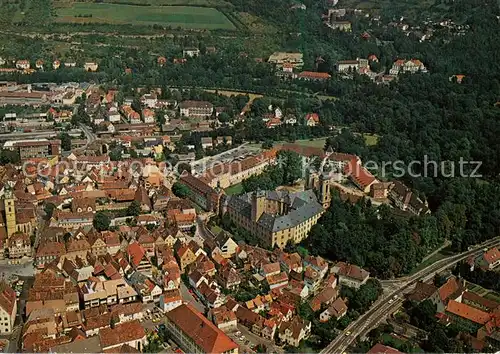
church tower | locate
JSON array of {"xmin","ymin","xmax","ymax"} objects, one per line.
[
  {"xmin": 319, "ymin": 173, "xmax": 331, "ymax": 209},
  {"xmin": 3, "ymin": 186, "xmax": 17, "ymax": 237}
]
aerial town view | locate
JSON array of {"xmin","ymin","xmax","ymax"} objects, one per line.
[{"xmin": 0, "ymin": 0, "xmax": 498, "ymax": 352}]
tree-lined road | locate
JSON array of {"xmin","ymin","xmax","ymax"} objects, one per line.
[{"xmin": 321, "ymin": 237, "xmax": 500, "ymax": 354}]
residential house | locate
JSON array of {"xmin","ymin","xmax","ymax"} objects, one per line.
[
  {"xmin": 0, "ymin": 282, "xmax": 17, "ymax": 334},
  {"xmin": 174, "ymin": 242, "xmax": 197, "ymax": 271},
  {"xmin": 213, "ymin": 308, "xmax": 238, "ymax": 332},
  {"xmin": 84, "ymin": 62, "xmax": 99, "ymax": 72},
  {"xmin": 477, "ymin": 248, "xmax": 500, "ymax": 270},
  {"xmin": 429, "ymin": 276, "xmax": 464, "ymax": 313},
  {"xmin": 305, "ymin": 113, "xmax": 320, "ymax": 127},
  {"xmin": 201, "ymin": 137, "xmax": 214, "ymax": 150},
  {"xmin": 99, "ymin": 320, "xmax": 147, "ymax": 352},
  {"xmin": 332, "ymin": 262, "xmax": 370, "ymax": 289},
  {"xmin": 159, "ymin": 289, "xmax": 182, "ymax": 312},
  {"xmin": 389, "ymin": 59, "xmax": 427, "ymax": 75},
  {"xmin": 183, "ymin": 48, "xmax": 200, "ymax": 57},
  {"xmin": 127, "ymin": 242, "xmax": 152, "ymax": 275},
  {"xmin": 367, "ymin": 343, "xmax": 403, "ymax": 354},
  {"xmin": 129, "ymin": 271, "xmax": 162, "ymax": 303},
  {"xmin": 320, "ymin": 297, "xmax": 348, "ymax": 322},
  {"xmin": 311, "ymin": 287, "xmax": 338, "ymax": 312},
  {"xmin": 388, "ymin": 181, "xmax": 429, "ymax": 216},
  {"xmin": 278, "ymin": 317, "xmax": 311, "ymax": 347}
]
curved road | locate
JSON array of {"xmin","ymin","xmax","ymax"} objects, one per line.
[{"xmin": 322, "ymin": 237, "xmax": 500, "ymax": 353}]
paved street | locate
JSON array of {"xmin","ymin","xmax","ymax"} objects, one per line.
[
  {"xmin": 179, "ymin": 282, "xmax": 205, "ymax": 313},
  {"xmin": 235, "ymin": 324, "xmax": 285, "ymax": 353}
]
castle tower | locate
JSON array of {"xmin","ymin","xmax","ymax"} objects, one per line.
[
  {"xmin": 319, "ymin": 173, "xmax": 331, "ymax": 209},
  {"xmin": 3, "ymin": 186, "xmax": 17, "ymax": 237},
  {"xmin": 251, "ymin": 190, "xmax": 266, "ymax": 222}
]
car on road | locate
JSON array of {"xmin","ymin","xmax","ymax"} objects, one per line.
[
  {"xmin": 389, "ymin": 299, "xmax": 393, "ymax": 304},
  {"xmin": 345, "ymin": 331, "xmax": 351, "ymax": 336}
]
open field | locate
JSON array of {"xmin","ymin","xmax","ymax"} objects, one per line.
[
  {"xmin": 55, "ymin": 3, "xmax": 236, "ymax": 30},
  {"xmin": 363, "ymin": 133, "xmax": 380, "ymax": 146},
  {"xmin": 293, "ymin": 138, "xmax": 328, "ymax": 149}
]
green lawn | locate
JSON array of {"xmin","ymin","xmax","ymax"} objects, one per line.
[
  {"xmin": 363, "ymin": 133, "xmax": 380, "ymax": 146},
  {"xmin": 211, "ymin": 225, "xmax": 223, "ymax": 234},
  {"xmin": 225, "ymin": 183, "xmax": 244, "ymax": 195},
  {"xmin": 55, "ymin": 3, "xmax": 236, "ymax": 30},
  {"xmin": 293, "ymin": 138, "xmax": 328, "ymax": 149}
]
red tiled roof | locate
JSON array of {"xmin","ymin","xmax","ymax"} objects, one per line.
[
  {"xmin": 99, "ymin": 320, "xmax": 145, "ymax": 349},
  {"xmin": 438, "ymin": 277, "xmax": 460, "ymax": 302},
  {"xmin": 483, "ymin": 247, "xmax": 500, "ymax": 265},
  {"xmin": 298, "ymin": 71, "xmax": 331, "ymax": 79},
  {"xmin": 0, "ymin": 282, "xmax": 16, "ymax": 316},
  {"xmin": 367, "ymin": 343, "xmax": 403, "ymax": 354},
  {"xmin": 343, "ymin": 158, "xmax": 376, "ymax": 189},
  {"xmin": 446, "ymin": 300, "xmax": 490, "ymax": 325},
  {"xmin": 127, "ymin": 242, "xmax": 146, "ymax": 268},
  {"xmin": 165, "ymin": 304, "xmax": 238, "ymax": 354}
]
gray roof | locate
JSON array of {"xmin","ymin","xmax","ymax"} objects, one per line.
[
  {"xmin": 227, "ymin": 189, "xmax": 323, "ymax": 232},
  {"xmin": 51, "ymin": 336, "xmax": 102, "ymax": 353}
]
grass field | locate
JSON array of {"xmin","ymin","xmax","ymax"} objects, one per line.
[
  {"xmin": 293, "ymin": 138, "xmax": 328, "ymax": 149},
  {"xmin": 363, "ymin": 133, "xmax": 380, "ymax": 146},
  {"xmin": 55, "ymin": 3, "xmax": 236, "ymax": 30},
  {"xmin": 225, "ymin": 183, "xmax": 244, "ymax": 195}
]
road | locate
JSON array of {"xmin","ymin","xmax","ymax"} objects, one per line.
[
  {"xmin": 179, "ymin": 282, "xmax": 205, "ymax": 314},
  {"xmin": 322, "ymin": 237, "xmax": 500, "ymax": 353},
  {"xmin": 78, "ymin": 123, "xmax": 97, "ymax": 151}
]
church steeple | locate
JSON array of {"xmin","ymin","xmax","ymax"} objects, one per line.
[{"xmin": 3, "ymin": 185, "xmax": 16, "ymax": 237}]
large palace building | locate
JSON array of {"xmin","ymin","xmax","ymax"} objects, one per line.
[{"xmin": 223, "ymin": 177, "xmax": 330, "ymax": 249}]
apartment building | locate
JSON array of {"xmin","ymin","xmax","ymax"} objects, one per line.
[{"xmin": 4, "ymin": 139, "xmax": 61, "ymax": 159}]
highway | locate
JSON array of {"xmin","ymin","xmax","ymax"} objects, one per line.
[{"xmin": 321, "ymin": 237, "xmax": 500, "ymax": 354}]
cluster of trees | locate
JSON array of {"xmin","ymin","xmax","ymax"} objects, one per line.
[
  {"xmin": 242, "ymin": 150, "xmax": 303, "ymax": 192},
  {"xmin": 454, "ymin": 262, "xmax": 500, "ymax": 292},
  {"xmin": 0, "ymin": 149, "xmax": 20, "ymax": 165},
  {"xmin": 303, "ymin": 195, "xmax": 444, "ymax": 278}
]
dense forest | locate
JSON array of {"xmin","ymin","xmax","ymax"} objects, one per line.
[{"xmin": 302, "ymin": 194, "xmax": 442, "ymax": 278}]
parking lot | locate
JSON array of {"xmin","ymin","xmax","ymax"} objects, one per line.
[
  {"xmin": 191, "ymin": 144, "xmax": 261, "ymax": 174},
  {"xmin": 140, "ymin": 304, "xmax": 167, "ymax": 331},
  {"xmin": 228, "ymin": 325, "xmax": 285, "ymax": 354}
]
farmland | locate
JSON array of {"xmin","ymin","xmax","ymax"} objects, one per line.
[{"xmin": 54, "ymin": 2, "xmax": 236, "ymax": 30}]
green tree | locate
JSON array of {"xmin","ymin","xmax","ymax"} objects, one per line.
[
  {"xmin": 172, "ymin": 182, "xmax": 190, "ymax": 198},
  {"xmin": 93, "ymin": 211, "xmax": 111, "ymax": 231},
  {"xmin": 127, "ymin": 200, "xmax": 141, "ymax": 217},
  {"xmin": 59, "ymin": 132, "xmax": 71, "ymax": 151},
  {"xmin": 44, "ymin": 203, "xmax": 56, "ymax": 219}
]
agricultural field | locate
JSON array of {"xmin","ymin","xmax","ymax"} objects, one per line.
[{"xmin": 54, "ymin": 2, "xmax": 236, "ymax": 30}]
